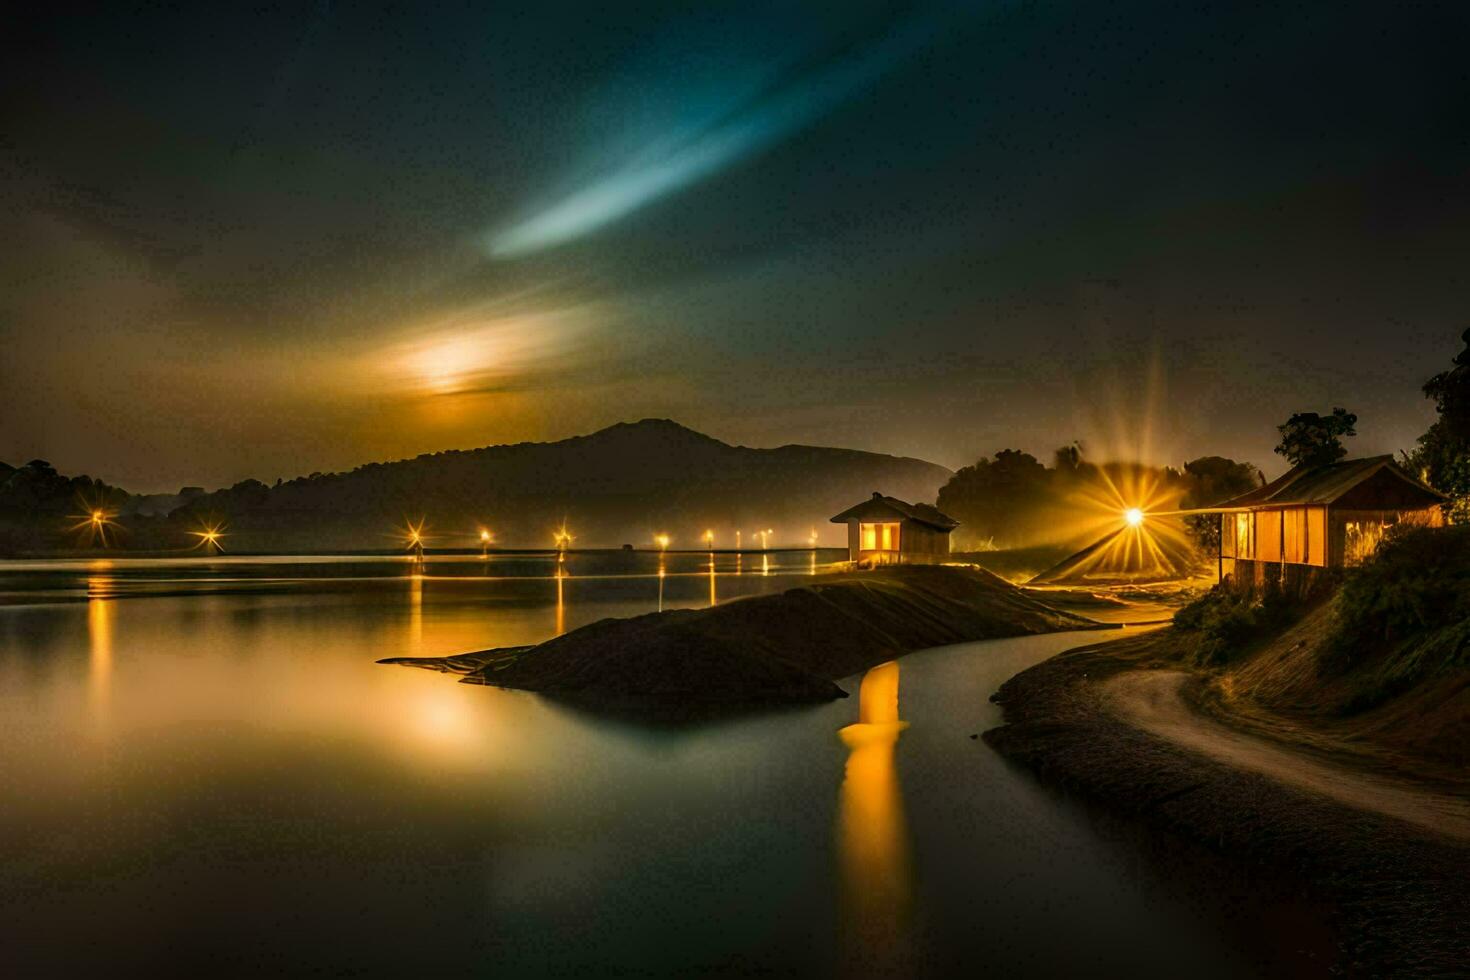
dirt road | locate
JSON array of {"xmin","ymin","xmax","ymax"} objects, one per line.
[{"xmin": 1101, "ymin": 670, "xmax": 1470, "ymax": 841}]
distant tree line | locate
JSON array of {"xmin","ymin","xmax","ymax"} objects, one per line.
[
  {"xmin": 939, "ymin": 324, "xmax": 1470, "ymax": 555},
  {"xmin": 935, "ymin": 446, "xmax": 1261, "ymax": 552},
  {"xmin": 0, "ymin": 460, "xmax": 139, "ymax": 552}
]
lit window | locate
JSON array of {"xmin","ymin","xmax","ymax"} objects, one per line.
[{"xmin": 859, "ymin": 523, "xmax": 901, "ymax": 552}]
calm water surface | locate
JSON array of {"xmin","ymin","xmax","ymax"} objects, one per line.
[{"xmin": 0, "ymin": 554, "xmax": 1327, "ymax": 976}]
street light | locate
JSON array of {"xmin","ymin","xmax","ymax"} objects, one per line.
[
  {"xmin": 190, "ymin": 523, "xmax": 226, "ymax": 554},
  {"xmin": 404, "ymin": 519, "xmax": 426, "ymax": 561}
]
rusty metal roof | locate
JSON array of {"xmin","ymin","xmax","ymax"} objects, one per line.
[
  {"xmin": 1213, "ymin": 455, "xmax": 1447, "ymax": 509},
  {"xmin": 829, "ymin": 492, "xmax": 960, "ymax": 530}
]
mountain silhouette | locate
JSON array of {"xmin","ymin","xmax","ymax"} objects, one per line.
[{"xmin": 157, "ymin": 419, "xmax": 953, "ymax": 551}]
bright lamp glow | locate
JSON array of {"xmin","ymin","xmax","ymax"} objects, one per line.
[{"xmin": 1124, "ymin": 508, "xmax": 1145, "ymax": 527}]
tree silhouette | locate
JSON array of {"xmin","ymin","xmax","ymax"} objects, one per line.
[
  {"xmin": 1181, "ymin": 456, "xmax": 1263, "ymax": 549},
  {"xmin": 1274, "ymin": 408, "xmax": 1357, "ymax": 468},
  {"xmin": 1408, "ymin": 327, "xmax": 1470, "ymax": 520}
]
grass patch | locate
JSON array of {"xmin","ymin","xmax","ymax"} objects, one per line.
[
  {"xmin": 1325, "ymin": 524, "xmax": 1470, "ymax": 712},
  {"xmin": 1173, "ymin": 585, "xmax": 1302, "ymax": 667}
]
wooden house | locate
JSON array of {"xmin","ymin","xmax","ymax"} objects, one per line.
[
  {"xmin": 829, "ymin": 492, "xmax": 958, "ymax": 564},
  {"xmin": 1214, "ymin": 455, "xmax": 1445, "ymax": 589}
]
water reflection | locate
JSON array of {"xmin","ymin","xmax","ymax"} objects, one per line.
[
  {"xmin": 708, "ymin": 555, "xmax": 717, "ymax": 607},
  {"xmin": 87, "ymin": 572, "xmax": 114, "ymax": 722},
  {"xmin": 555, "ymin": 567, "xmax": 567, "ymax": 636},
  {"xmin": 837, "ymin": 660, "xmax": 912, "ymax": 965},
  {"xmin": 0, "ymin": 567, "xmax": 1329, "ymax": 977},
  {"xmin": 407, "ymin": 568, "xmax": 423, "ymax": 658},
  {"xmin": 657, "ymin": 558, "xmax": 666, "ymax": 612}
]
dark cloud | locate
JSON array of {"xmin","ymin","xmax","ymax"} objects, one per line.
[{"xmin": 2, "ymin": 1, "xmax": 1467, "ymax": 491}]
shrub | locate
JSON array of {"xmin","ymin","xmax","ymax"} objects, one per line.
[
  {"xmin": 1331, "ymin": 524, "xmax": 1470, "ymax": 664},
  {"xmin": 1174, "ymin": 585, "xmax": 1299, "ymax": 666}
]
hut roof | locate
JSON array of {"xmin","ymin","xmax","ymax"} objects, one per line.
[
  {"xmin": 829, "ymin": 492, "xmax": 960, "ymax": 531},
  {"xmin": 1214, "ymin": 455, "xmax": 1446, "ymax": 509}
]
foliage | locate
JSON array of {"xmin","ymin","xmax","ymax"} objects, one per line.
[
  {"xmin": 0, "ymin": 460, "xmax": 134, "ymax": 552},
  {"xmin": 0, "ymin": 460, "xmax": 128, "ymax": 519},
  {"xmin": 937, "ymin": 445, "xmax": 1260, "ymax": 552},
  {"xmin": 1179, "ymin": 456, "xmax": 1263, "ymax": 550},
  {"xmin": 936, "ymin": 449, "xmax": 1053, "ymax": 548},
  {"xmin": 1274, "ymin": 407, "xmax": 1357, "ymax": 469},
  {"xmin": 1403, "ymin": 327, "xmax": 1470, "ymax": 522},
  {"xmin": 1174, "ymin": 584, "xmax": 1298, "ymax": 666},
  {"xmin": 1332, "ymin": 525, "xmax": 1470, "ymax": 655},
  {"xmin": 1317, "ymin": 525, "xmax": 1470, "ymax": 715}
]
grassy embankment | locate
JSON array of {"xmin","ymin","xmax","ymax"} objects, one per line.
[
  {"xmin": 382, "ymin": 564, "xmax": 1098, "ymax": 711},
  {"xmin": 1170, "ymin": 524, "xmax": 1470, "ymax": 775},
  {"xmin": 985, "ymin": 525, "xmax": 1470, "ymax": 974}
]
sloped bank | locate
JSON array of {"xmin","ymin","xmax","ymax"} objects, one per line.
[
  {"xmin": 984, "ymin": 526, "xmax": 1470, "ymax": 976},
  {"xmin": 382, "ymin": 564, "xmax": 1098, "ymax": 710}
]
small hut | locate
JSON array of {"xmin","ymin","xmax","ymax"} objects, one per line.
[
  {"xmin": 1213, "ymin": 455, "xmax": 1445, "ymax": 589},
  {"xmin": 829, "ymin": 492, "xmax": 958, "ymax": 564}
]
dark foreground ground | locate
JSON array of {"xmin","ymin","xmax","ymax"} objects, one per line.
[
  {"xmin": 382, "ymin": 564, "xmax": 1099, "ymax": 713},
  {"xmin": 985, "ymin": 630, "xmax": 1470, "ymax": 976}
]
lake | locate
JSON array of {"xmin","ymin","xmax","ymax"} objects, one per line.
[{"xmin": 0, "ymin": 553, "xmax": 1329, "ymax": 976}]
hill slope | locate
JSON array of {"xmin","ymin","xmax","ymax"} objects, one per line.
[
  {"xmin": 1172, "ymin": 525, "xmax": 1470, "ymax": 773},
  {"xmin": 166, "ymin": 419, "xmax": 952, "ymax": 551}
]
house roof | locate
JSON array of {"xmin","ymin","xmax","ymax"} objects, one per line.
[
  {"xmin": 829, "ymin": 492, "xmax": 960, "ymax": 530},
  {"xmin": 1212, "ymin": 455, "xmax": 1447, "ymax": 509}
]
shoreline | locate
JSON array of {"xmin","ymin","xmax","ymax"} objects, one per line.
[
  {"xmin": 983, "ymin": 632, "xmax": 1470, "ymax": 976},
  {"xmin": 381, "ymin": 564, "xmax": 1110, "ymax": 713}
]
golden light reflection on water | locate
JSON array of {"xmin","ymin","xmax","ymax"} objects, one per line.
[
  {"xmin": 708, "ymin": 556, "xmax": 717, "ymax": 607},
  {"xmin": 837, "ymin": 661, "xmax": 912, "ymax": 960},
  {"xmin": 87, "ymin": 574, "xmax": 114, "ymax": 723},
  {"xmin": 407, "ymin": 569, "xmax": 424, "ymax": 658},
  {"xmin": 555, "ymin": 567, "xmax": 567, "ymax": 636}
]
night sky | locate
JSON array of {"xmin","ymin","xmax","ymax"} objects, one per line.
[{"xmin": 4, "ymin": 2, "xmax": 1467, "ymax": 492}]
